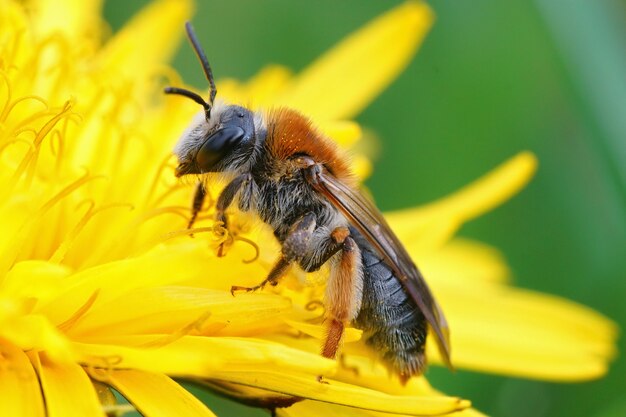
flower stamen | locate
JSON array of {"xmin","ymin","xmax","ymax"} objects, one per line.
[
  {"xmin": 144, "ymin": 153, "xmax": 177, "ymax": 208},
  {"xmin": 305, "ymin": 300, "xmax": 326, "ymax": 323},
  {"xmin": 233, "ymin": 235, "xmax": 260, "ymax": 264},
  {"xmin": 83, "ymin": 355, "xmax": 123, "ymax": 382},
  {"xmin": 0, "ymin": 169, "xmax": 105, "ymax": 279},
  {"xmin": 1, "ymin": 94, "xmax": 49, "ymax": 124},
  {"xmin": 8, "ymin": 99, "xmax": 74, "ymax": 189},
  {"xmin": 0, "ymin": 136, "xmax": 36, "ymax": 155},
  {"xmin": 139, "ymin": 310, "xmax": 212, "ymax": 348},
  {"xmin": 160, "ymin": 226, "xmax": 215, "ymax": 241},
  {"xmin": 57, "ymin": 290, "xmax": 100, "ymax": 332},
  {"xmin": 49, "ymin": 202, "xmax": 134, "ymax": 264},
  {"xmin": 101, "ymin": 404, "xmax": 136, "ymax": 417}
]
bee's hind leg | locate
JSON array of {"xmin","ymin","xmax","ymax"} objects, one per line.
[
  {"xmin": 230, "ymin": 212, "xmax": 317, "ymax": 295},
  {"xmin": 322, "ymin": 234, "xmax": 362, "ymax": 360}
]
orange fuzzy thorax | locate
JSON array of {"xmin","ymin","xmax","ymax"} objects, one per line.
[{"xmin": 265, "ymin": 108, "xmax": 354, "ymax": 183}]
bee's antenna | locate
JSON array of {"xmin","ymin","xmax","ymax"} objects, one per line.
[
  {"xmin": 184, "ymin": 22, "xmax": 217, "ymax": 107},
  {"xmin": 163, "ymin": 87, "xmax": 211, "ymax": 116},
  {"xmin": 163, "ymin": 22, "xmax": 217, "ymax": 120}
]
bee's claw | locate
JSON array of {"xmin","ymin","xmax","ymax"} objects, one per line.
[
  {"xmin": 230, "ymin": 284, "xmax": 264, "ymax": 296},
  {"xmin": 316, "ymin": 375, "xmax": 329, "ymax": 384}
]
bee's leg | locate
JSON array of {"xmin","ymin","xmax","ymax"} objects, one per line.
[
  {"xmin": 187, "ymin": 181, "xmax": 207, "ymax": 230},
  {"xmin": 230, "ymin": 212, "xmax": 316, "ymax": 294},
  {"xmin": 230, "ymin": 257, "xmax": 291, "ymax": 295},
  {"xmin": 300, "ymin": 227, "xmax": 349, "ymax": 272},
  {"xmin": 322, "ymin": 235, "xmax": 362, "ymax": 360},
  {"xmin": 215, "ymin": 174, "xmax": 253, "ymax": 256}
]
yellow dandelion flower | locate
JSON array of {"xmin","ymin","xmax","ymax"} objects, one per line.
[{"xmin": 0, "ymin": 1, "xmax": 617, "ymax": 417}]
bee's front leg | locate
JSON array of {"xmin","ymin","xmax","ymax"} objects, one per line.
[
  {"xmin": 187, "ymin": 181, "xmax": 207, "ymax": 230},
  {"xmin": 230, "ymin": 212, "xmax": 316, "ymax": 295},
  {"xmin": 214, "ymin": 174, "xmax": 253, "ymax": 256}
]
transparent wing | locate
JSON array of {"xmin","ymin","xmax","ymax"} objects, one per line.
[{"xmin": 308, "ymin": 167, "xmax": 452, "ymax": 368}]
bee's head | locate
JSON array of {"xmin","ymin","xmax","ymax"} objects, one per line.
[
  {"xmin": 164, "ymin": 22, "xmax": 256, "ymax": 177},
  {"xmin": 171, "ymin": 102, "xmax": 256, "ymax": 177}
]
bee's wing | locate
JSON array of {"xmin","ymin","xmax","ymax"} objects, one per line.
[{"xmin": 309, "ymin": 168, "xmax": 452, "ymax": 368}]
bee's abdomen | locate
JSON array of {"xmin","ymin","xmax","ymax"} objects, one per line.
[{"xmin": 353, "ymin": 232, "xmax": 428, "ymax": 379}]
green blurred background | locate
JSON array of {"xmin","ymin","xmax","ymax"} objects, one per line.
[{"xmin": 105, "ymin": 1, "xmax": 625, "ymax": 416}]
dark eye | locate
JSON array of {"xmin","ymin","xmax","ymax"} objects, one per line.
[{"xmin": 196, "ymin": 126, "xmax": 245, "ymax": 171}]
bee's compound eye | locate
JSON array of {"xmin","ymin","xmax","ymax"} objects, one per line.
[{"xmin": 196, "ymin": 126, "xmax": 245, "ymax": 171}]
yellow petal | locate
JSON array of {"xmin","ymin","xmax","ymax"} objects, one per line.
[
  {"xmin": 97, "ymin": 0, "xmax": 193, "ymax": 79},
  {"xmin": 28, "ymin": 0, "xmax": 103, "ymax": 42},
  {"xmin": 0, "ymin": 260, "xmax": 72, "ymax": 302},
  {"xmin": 387, "ymin": 152, "xmax": 537, "ymax": 250},
  {"xmin": 419, "ymin": 238, "xmax": 510, "ymax": 284},
  {"xmin": 280, "ymin": 1, "xmax": 434, "ymax": 119},
  {"xmin": 210, "ymin": 372, "xmax": 469, "ymax": 416},
  {"xmin": 431, "ymin": 280, "xmax": 617, "ymax": 381},
  {"xmin": 38, "ymin": 242, "xmax": 258, "ymax": 325},
  {"xmin": 108, "ymin": 370, "xmax": 216, "ymax": 417},
  {"xmin": 317, "ymin": 120, "xmax": 363, "ymax": 148},
  {"xmin": 33, "ymin": 353, "xmax": 105, "ymax": 417},
  {"xmin": 73, "ymin": 336, "xmax": 337, "ymax": 377},
  {"xmin": 70, "ymin": 286, "xmax": 291, "ymax": 337},
  {"xmin": 0, "ymin": 342, "xmax": 45, "ymax": 417},
  {"xmin": 303, "ymin": 353, "xmax": 487, "ymax": 417},
  {"xmin": 278, "ymin": 401, "xmax": 377, "ymax": 417},
  {"xmin": 241, "ymin": 65, "xmax": 294, "ymax": 107},
  {"xmin": 0, "ymin": 314, "xmax": 72, "ymax": 363},
  {"xmin": 280, "ymin": 400, "xmax": 486, "ymax": 417},
  {"xmin": 285, "ymin": 320, "xmax": 362, "ymax": 343},
  {"xmin": 352, "ymin": 154, "xmax": 373, "ymax": 180}
]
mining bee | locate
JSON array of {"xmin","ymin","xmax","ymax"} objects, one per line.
[{"xmin": 165, "ymin": 22, "xmax": 452, "ymax": 382}]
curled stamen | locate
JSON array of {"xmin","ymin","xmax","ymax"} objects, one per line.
[
  {"xmin": 211, "ymin": 221, "xmax": 228, "ymax": 240},
  {"xmin": 49, "ymin": 202, "xmax": 134, "ymax": 264},
  {"xmin": 9, "ymin": 99, "xmax": 74, "ymax": 188},
  {"xmin": 151, "ymin": 175, "xmax": 187, "ymax": 208},
  {"xmin": 93, "ymin": 206, "xmax": 192, "ymax": 264},
  {"xmin": 40, "ymin": 168, "xmax": 105, "ymax": 213},
  {"xmin": 101, "ymin": 404, "xmax": 137, "ymax": 416},
  {"xmin": 75, "ymin": 198, "xmax": 96, "ymax": 212},
  {"xmin": 10, "ymin": 108, "xmax": 64, "ymax": 133},
  {"xmin": 305, "ymin": 300, "xmax": 325, "ymax": 312},
  {"xmin": 84, "ymin": 355, "xmax": 123, "ymax": 382},
  {"xmin": 0, "ymin": 137, "xmax": 37, "ymax": 155},
  {"xmin": 0, "ymin": 71, "xmax": 12, "ymax": 121},
  {"xmin": 140, "ymin": 310, "xmax": 212, "ymax": 348},
  {"xmin": 132, "ymin": 206, "xmax": 190, "ymax": 227},
  {"xmin": 305, "ymin": 300, "xmax": 326, "ymax": 322},
  {"xmin": 234, "ymin": 235, "xmax": 260, "ymax": 264},
  {"xmin": 160, "ymin": 226, "xmax": 215, "ymax": 242},
  {"xmin": 57, "ymin": 290, "xmax": 100, "ymax": 332},
  {"xmin": 2, "ymin": 94, "xmax": 49, "ymax": 123},
  {"xmin": 144, "ymin": 153, "xmax": 178, "ymax": 208},
  {"xmin": 11, "ymin": 127, "xmax": 38, "ymax": 140},
  {"xmin": 0, "ymin": 169, "xmax": 106, "ymax": 279},
  {"xmin": 130, "ymin": 226, "xmax": 216, "ymax": 258},
  {"xmin": 49, "ymin": 113, "xmax": 76, "ymax": 162}
]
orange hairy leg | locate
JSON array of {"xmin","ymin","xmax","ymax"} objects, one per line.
[{"xmin": 322, "ymin": 235, "xmax": 362, "ymax": 359}]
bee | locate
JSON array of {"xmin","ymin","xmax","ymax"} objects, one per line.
[{"xmin": 165, "ymin": 22, "xmax": 452, "ymax": 382}]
